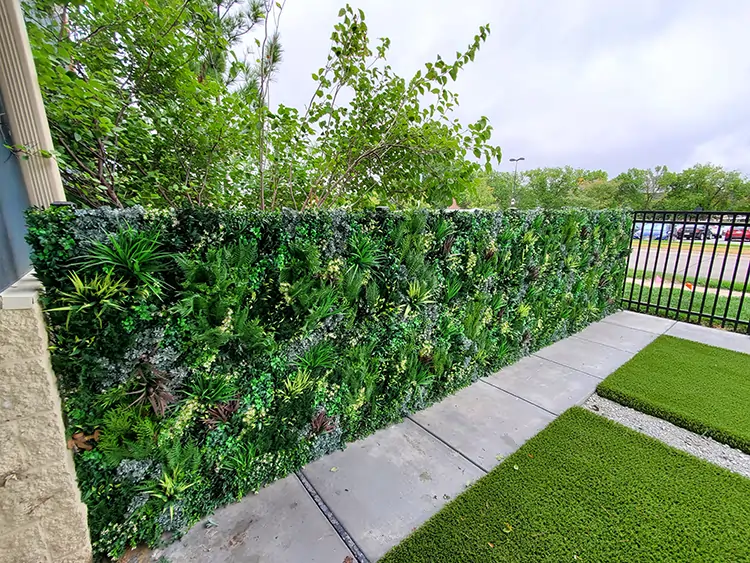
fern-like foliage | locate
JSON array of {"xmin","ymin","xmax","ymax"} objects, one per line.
[
  {"xmin": 365, "ymin": 280, "xmax": 380, "ymax": 309},
  {"xmin": 342, "ymin": 268, "xmax": 364, "ymax": 303},
  {"xmin": 340, "ymin": 343, "xmax": 380, "ymax": 407},
  {"xmin": 280, "ymin": 240, "xmax": 321, "ymax": 284},
  {"xmin": 97, "ymin": 406, "xmax": 156, "ymax": 466},
  {"xmin": 175, "ymin": 242, "xmax": 270, "ymax": 360}
]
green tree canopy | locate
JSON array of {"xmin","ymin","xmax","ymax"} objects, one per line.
[
  {"xmin": 661, "ymin": 164, "xmax": 750, "ymax": 211},
  {"xmin": 24, "ymin": 0, "xmax": 267, "ymax": 208},
  {"xmin": 472, "ymin": 164, "xmax": 750, "ymax": 212},
  {"xmin": 24, "ymin": 1, "xmax": 501, "ymax": 209}
]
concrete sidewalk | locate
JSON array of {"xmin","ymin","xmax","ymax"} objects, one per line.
[{"xmin": 155, "ymin": 312, "xmax": 748, "ymax": 563}]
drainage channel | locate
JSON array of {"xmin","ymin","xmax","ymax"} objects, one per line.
[{"xmin": 295, "ymin": 470, "xmax": 371, "ymax": 563}]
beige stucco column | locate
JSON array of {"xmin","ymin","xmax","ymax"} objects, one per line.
[
  {"xmin": 0, "ymin": 3, "xmax": 90, "ymax": 562},
  {"xmin": 0, "ymin": 0, "xmax": 65, "ymax": 208},
  {"xmin": 0, "ymin": 277, "xmax": 93, "ymax": 563}
]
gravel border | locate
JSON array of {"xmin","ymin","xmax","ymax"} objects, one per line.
[{"xmin": 584, "ymin": 394, "xmax": 750, "ymax": 479}]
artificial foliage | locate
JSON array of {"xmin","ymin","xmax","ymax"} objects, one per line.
[{"xmin": 26, "ymin": 205, "xmax": 630, "ymax": 559}]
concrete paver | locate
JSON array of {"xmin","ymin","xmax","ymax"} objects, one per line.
[
  {"xmin": 409, "ymin": 381, "xmax": 555, "ymax": 471},
  {"xmin": 484, "ymin": 356, "xmax": 600, "ymax": 414},
  {"xmin": 666, "ymin": 321, "xmax": 750, "ymax": 355},
  {"xmin": 574, "ymin": 321, "xmax": 659, "ymax": 353},
  {"xmin": 155, "ymin": 475, "xmax": 353, "ymax": 563},
  {"xmin": 534, "ymin": 336, "xmax": 634, "ymax": 379},
  {"xmin": 302, "ymin": 419, "xmax": 484, "ymax": 561},
  {"xmin": 601, "ymin": 310, "xmax": 675, "ymax": 334}
]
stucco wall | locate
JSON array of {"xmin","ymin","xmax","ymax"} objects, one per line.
[{"xmin": 0, "ymin": 278, "xmax": 92, "ymax": 563}]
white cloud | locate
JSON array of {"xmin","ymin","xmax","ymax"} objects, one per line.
[
  {"xmin": 253, "ymin": 0, "xmax": 750, "ymax": 176},
  {"xmin": 685, "ymin": 132, "xmax": 750, "ymax": 171}
]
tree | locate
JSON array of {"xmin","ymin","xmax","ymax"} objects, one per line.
[
  {"xmin": 661, "ymin": 164, "xmax": 750, "ymax": 211},
  {"xmin": 24, "ymin": 0, "xmax": 272, "ymax": 208},
  {"xmin": 514, "ymin": 167, "xmax": 607, "ymax": 209},
  {"xmin": 25, "ymin": 2, "xmax": 501, "ymax": 210},
  {"xmin": 259, "ymin": 6, "xmax": 501, "ymax": 210},
  {"xmin": 483, "ymin": 170, "xmax": 515, "ymax": 208},
  {"xmin": 569, "ymin": 177, "xmax": 619, "ymax": 209},
  {"xmin": 612, "ymin": 166, "xmax": 668, "ymax": 210},
  {"xmin": 455, "ymin": 173, "xmax": 498, "ymax": 209}
]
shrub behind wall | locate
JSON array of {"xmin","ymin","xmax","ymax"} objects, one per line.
[{"xmin": 26, "ymin": 206, "xmax": 630, "ymax": 558}]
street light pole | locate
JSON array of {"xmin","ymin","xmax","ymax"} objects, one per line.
[{"xmin": 509, "ymin": 157, "xmax": 525, "ymax": 209}]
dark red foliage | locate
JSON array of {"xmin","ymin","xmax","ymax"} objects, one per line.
[
  {"xmin": 203, "ymin": 399, "xmax": 241, "ymax": 428},
  {"xmin": 310, "ymin": 410, "xmax": 336, "ymax": 436},
  {"xmin": 128, "ymin": 362, "xmax": 175, "ymax": 418}
]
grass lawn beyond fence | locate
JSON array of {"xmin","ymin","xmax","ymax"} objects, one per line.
[
  {"xmin": 636, "ymin": 239, "xmax": 750, "ymax": 256},
  {"xmin": 597, "ymin": 335, "xmax": 750, "ymax": 453},
  {"xmin": 627, "ymin": 268, "xmax": 748, "ymax": 293},
  {"xmin": 381, "ymin": 408, "xmax": 750, "ymax": 563},
  {"xmin": 623, "ymin": 282, "xmax": 749, "ymax": 332}
]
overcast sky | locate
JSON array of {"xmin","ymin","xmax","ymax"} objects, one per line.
[{"xmin": 254, "ymin": 0, "xmax": 750, "ymax": 178}]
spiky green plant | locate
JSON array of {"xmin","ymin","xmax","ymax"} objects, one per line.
[
  {"xmin": 433, "ymin": 217, "xmax": 455, "ymax": 241},
  {"xmin": 303, "ymin": 287, "xmax": 346, "ymax": 331},
  {"xmin": 296, "ymin": 342, "xmax": 336, "ymax": 371},
  {"xmin": 220, "ymin": 440, "xmax": 256, "ymax": 474},
  {"xmin": 141, "ymin": 441, "xmax": 200, "ymax": 520},
  {"xmin": 186, "ymin": 373, "xmax": 237, "ymax": 404},
  {"xmin": 48, "ymin": 272, "xmax": 129, "ymax": 327},
  {"xmin": 281, "ymin": 369, "xmax": 314, "ymax": 401},
  {"xmin": 444, "ymin": 277, "xmax": 462, "ymax": 303},
  {"xmin": 404, "ymin": 280, "xmax": 434, "ymax": 316},
  {"xmin": 78, "ymin": 227, "xmax": 170, "ymax": 297},
  {"xmin": 347, "ymin": 233, "xmax": 383, "ymax": 278},
  {"xmin": 342, "ymin": 268, "xmax": 364, "ymax": 303}
]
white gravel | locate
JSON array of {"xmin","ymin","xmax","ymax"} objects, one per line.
[{"xmin": 584, "ymin": 394, "xmax": 750, "ymax": 479}]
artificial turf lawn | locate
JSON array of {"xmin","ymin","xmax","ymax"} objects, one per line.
[
  {"xmin": 380, "ymin": 408, "xmax": 750, "ymax": 563},
  {"xmin": 597, "ymin": 335, "xmax": 750, "ymax": 454}
]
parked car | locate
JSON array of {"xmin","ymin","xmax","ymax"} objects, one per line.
[
  {"xmin": 633, "ymin": 222, "xmax": 671, "ymax": 240},
  {"xmin": 674, "ymin": 224, "xmax": 712, "ymax": 240},
  {"xmin": 724, "ymin": 227, "xmax": 750, "ymax": 241},
  {"xmin": 709, "ymin": 225, "xmax": 733, "ymax": 239}
]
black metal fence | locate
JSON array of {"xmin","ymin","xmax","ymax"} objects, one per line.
[{"xmin": 622, "ymin": 210, "xmax": 750, "ymax": 334}]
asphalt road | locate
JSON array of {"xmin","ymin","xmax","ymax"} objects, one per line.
[{"xmin": 629, "ymin": 240, "xmax": 750, "ymax": 286}]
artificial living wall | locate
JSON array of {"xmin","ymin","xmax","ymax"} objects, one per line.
[{"xmin": 27, "ymin": 206, "xmax": 630, "ymax": 559}]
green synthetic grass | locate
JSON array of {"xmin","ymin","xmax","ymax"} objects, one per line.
[
  {"xmin": 381, "ymin": 408, "xmax": 750, "ymax": 563},
  {"xmin": 624, "ymin": 282, "xmax": 749, "ymax": 332},
  {"xmin": 597, "ymin": 335, "xmax": 750, "ymax": 453}
]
